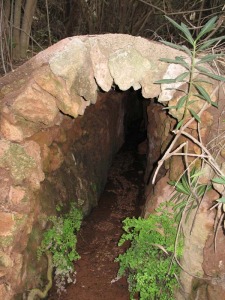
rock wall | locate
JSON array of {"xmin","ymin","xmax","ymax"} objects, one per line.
[
  {"xmin": 0, "ymin": 34, "xmax": 185, "ymax": 299},
  {"xmin": 0, "ymin": 90, "xmax": 127, "ymax": 299},
  {"xmin": 144, "ymin": 87, "xmax": 225, "ymax": 299}
]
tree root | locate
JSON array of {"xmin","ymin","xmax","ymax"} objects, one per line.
[{"xmin": 28, "ymin": 252, "xmax": 53, "ymax": 300}]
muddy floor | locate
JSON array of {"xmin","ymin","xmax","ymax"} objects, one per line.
[{"xmin": 49, "ymin": 140, "xmax": 146, "ymax": 300}]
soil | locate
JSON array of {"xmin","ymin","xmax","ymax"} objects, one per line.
[{"xmin": 48, "ymin": 138, "xmax": 146, "ymax": 300}]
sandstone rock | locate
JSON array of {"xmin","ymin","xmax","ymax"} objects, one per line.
[
  {"xmin": 109, "ymin": 46, "xmax": 152, "ymax": 91},
  {"xmin": 144, "ymin": 173, "xmax": 174, "ymax": 216},
  {"xmin": 34, "ymin": 65, "xmax": 81, "ymax": 117},
  {"xmin": 12, "ymin": 81, "xmax": 59, "ymax": 125},
  {"xmin": 0, "ymin": 140, "xmax": 44, "ymax": 189},
  {"xmin": 0, "ymin": 117, "xmax": 24, "ymax": 142},
  {"xmin": 177, "ymin": 190, "xmax": 216, "ymax": 299},
  {"xmin": 0, "ymin": 212, "xmax": 15, "ymax": 236},
  {"xmin": 89, "ymin": 38, "xmax": 113, "ymax": 92},
  {"xmin": 8, "ymin": 186, "xmax": 28, "ymax": 213},
  {"xmin": 49, "ymin": 38, "xmax": 97, "ymax": 103},
  {"xmin": 22, "ymin": 141, "xmax": 45, "ymax": 189},
  {"xmin": 0, "ymin": 284, "xmax": 12, "ymax": 300}
]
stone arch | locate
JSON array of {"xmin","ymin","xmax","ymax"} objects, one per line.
[
  {"xmin": 0, "ymin": 34, "xmax": 213, "ymax": 299},
  {"xmin": 0, "ymin": 34, "xmax": 182, "ymax": 141}
]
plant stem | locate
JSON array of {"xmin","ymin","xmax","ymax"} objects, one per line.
[{"xmin": 183, "ymin": 41, "xmax": 197, "ymax": 120}]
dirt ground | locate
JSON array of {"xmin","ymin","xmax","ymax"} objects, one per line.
[{"xmin": 48, "ymin": 143, "xmax": 146, "ymax": 300}]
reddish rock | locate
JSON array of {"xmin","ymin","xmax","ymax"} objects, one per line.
[
  {"xmin": 8, "ymin": 186, "xmax": 27, "ymax": 213},
  {"xmin": 23, "ymin": 141, "xmax": 45, "ymax": 189},
  {"xmin": 34, "ymin": 65, "xmax": 81, "ymax": 117},
  {"xmin": 45, "ymin": 143, "xmax": 64, "ymax": 172},
  {"xmin": 0, "ymin": 284, "xmax": 12, "ymax": 300},
  {"xmin": 0, "ymin": 212, "xmax": 14, "ymax": 236},
  {"xmin": 12, "ymin": 81, "xmax": 59, "ymax": 125},
  {"xmin": 0, "ymin": 117, "xmax": 24, "ymax": 142}
]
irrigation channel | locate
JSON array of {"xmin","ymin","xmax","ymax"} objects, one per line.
[{"xmin": 49, "ymin": 123, "xmax": 146, "ymax": 300}]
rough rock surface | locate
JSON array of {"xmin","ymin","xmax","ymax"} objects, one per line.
[{"xmin": 0, "ymin": 33, "xmax": 224, "ymax": 299}]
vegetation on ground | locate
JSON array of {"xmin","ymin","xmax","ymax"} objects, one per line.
[
  {"xmin": 116, "ymin": 202, "xmax": 183, "ymax": 300},
  {"xmin": 36, "ymin": 204, "xmax": 82, "ymax": 295}
]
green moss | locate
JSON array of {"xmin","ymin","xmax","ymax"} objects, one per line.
[
  {"xmin": 0, "ymin": 236, "xmax": 14, "ymax": 247},
  {"xmin": 0, "ymin": 143, "xmax": 36, "ymax": 184},
  {"xmin": 14, "ymin": 214, "xmax": 28, "ymax": 228}
]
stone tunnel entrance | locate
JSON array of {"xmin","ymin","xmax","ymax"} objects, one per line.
[
  {"xmin": 47, "ymin": 88, "xmax": 149, "ymax": 299},
  {"xmin": 0, "ymin": 33, "xmax": 224, "ymax": 300}
]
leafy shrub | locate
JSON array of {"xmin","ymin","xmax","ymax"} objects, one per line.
[
  {"xmin": 38, "ymin": 204, "xmax": 83, "ymax": 294},
  {"xmin": 116, "ymin": 202, "xmax": 183, "ymax": 300},
  {"xmin": 169, "ymin": 167, "xmax": 211, "ymax": 221}
]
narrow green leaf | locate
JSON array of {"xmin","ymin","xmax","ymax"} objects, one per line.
[
  {"xmin": 176, "ymin": 119, "xmax": 184, "ymax": 130},
  {"xmin": 195, "ymin": 65, "xmax": 211, "ymax": 73},
  {"xmin": 211, "ymin": 101, "xmax": 218, "ymax": 108},
  {"xmin": 217, "ymin": 197, "xmax": 225, "ymax": 203},
  {"xmin": 177, "ymin": 95, "xmax": 188, "ymax": 109},
  {"xmin": 165, "ymin": 16, "xmax": 184, "ymax": 32},
  {"xmin": 204, "ymin": 72, "xmax": 225, "ymax": 82},
  {"xmin": 176, "ymin": 182, "xmax": 190, "ymax": 195},
  {"xmin": 165, "ymin": 87, "xmax": 187, "ymax": 93},
  {"xmin": 169, "ymin": 192, "xmax": 180, "ymax": 202},
  {"xmin": 160, "ymin": 58, "xmax": 179, "ymax": 64},
  {"xmin": 193, "ymin": 84, "xmax": 212, "ymax": 103},
  {"xmin": 168, "ymin": 180, "xmax": 176, "ymax": 186},
  {"xmin": 162, "ymin": 106, "xmax": 177, "ymax": 110},
  {"xmin": 196, "ymin": 54, "xmax": 224, "ymax": 65},
  {"xmin": 195, "ymin": 66, "xmax": 225, "ymax": 82},
  {"xmin": 196, "ymin": 16, "xmax": 217, "ymax": 41},
  {"xmin": 189, "ymin": 109, "xmax": 201, "ymax": 122},
  {"xmin": 187, "ymin": 100, "xmax": 197, "ymax": 105},
  {"xmin": 175, "ymin": 72, "xmax": 189, "ymax": 82},
  {"xmin": 181, "ymin": 176, "xmax": 191, "ymax": 193},
  {"xmin": 160, "ymin": 57, "xmax": 190, "ymax": 70},
  {"xmin": 197, "ymin": 36, "xmax": 225, "ymax": 51},
  {"xmin": 182, "ymin": 45, "xmax": 192, "ymax": 57},
  {"xmin": 181, "ymin": 22, "xmax": 194, "ymax": 45},
  {"xmin": 155, "ymin": 78, "xmax": 177, "ymax": 84},
  {"xmin": 161, "ymin": 41, "xmax": 191, "ymax": 56},
  {"xmin": 173, "ymin": 201, "xmax": 186, "ymax": 211},
  {"xmin": 194, "ymin": 78, "xmax": 213, "ymax": 85},
  {"xmin": 175, "ymin": 56, "xmax": 190, "ymax": 69},
  {"xmin": 212, "ymin": 176, "xmax": 225, "ymax": 184},
  {"xmin": 194, "ymin": 93, "xmax": 209, "ymax": 102},
  {"xmin": 190, "ymin": 170, "xmax": 203, "ymax": 178}
]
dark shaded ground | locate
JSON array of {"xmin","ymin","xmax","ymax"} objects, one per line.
[{"xmin": 49, "ymin": 128, "xmax": 146, "ymax": 300}]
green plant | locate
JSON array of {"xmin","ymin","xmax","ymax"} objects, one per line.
[
  {"xmin": 153, "ymin": 16, "xmax": 225, "ymax": 185},
  {"xmin": 156, "ymin": 16, "xmax": 225, "ymax": 129},
  {"xmin": 116, "ymin": 202, "xmax": 183, "ymax": 300},
  {"xmin": 38, "ymin": 204, "xmax": 83, "ymax": 294},
  {"xmin": 152, "ymin": 16, "xmax": 225, "ymax": 230},
  {"xmin": 169, "ymin": 167, "xmax": 211, "ymax": 221}
]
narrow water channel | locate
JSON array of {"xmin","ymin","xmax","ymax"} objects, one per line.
[{"xmin": 49, "ymin": 122, "xmax": 146, "ymax": 300}]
